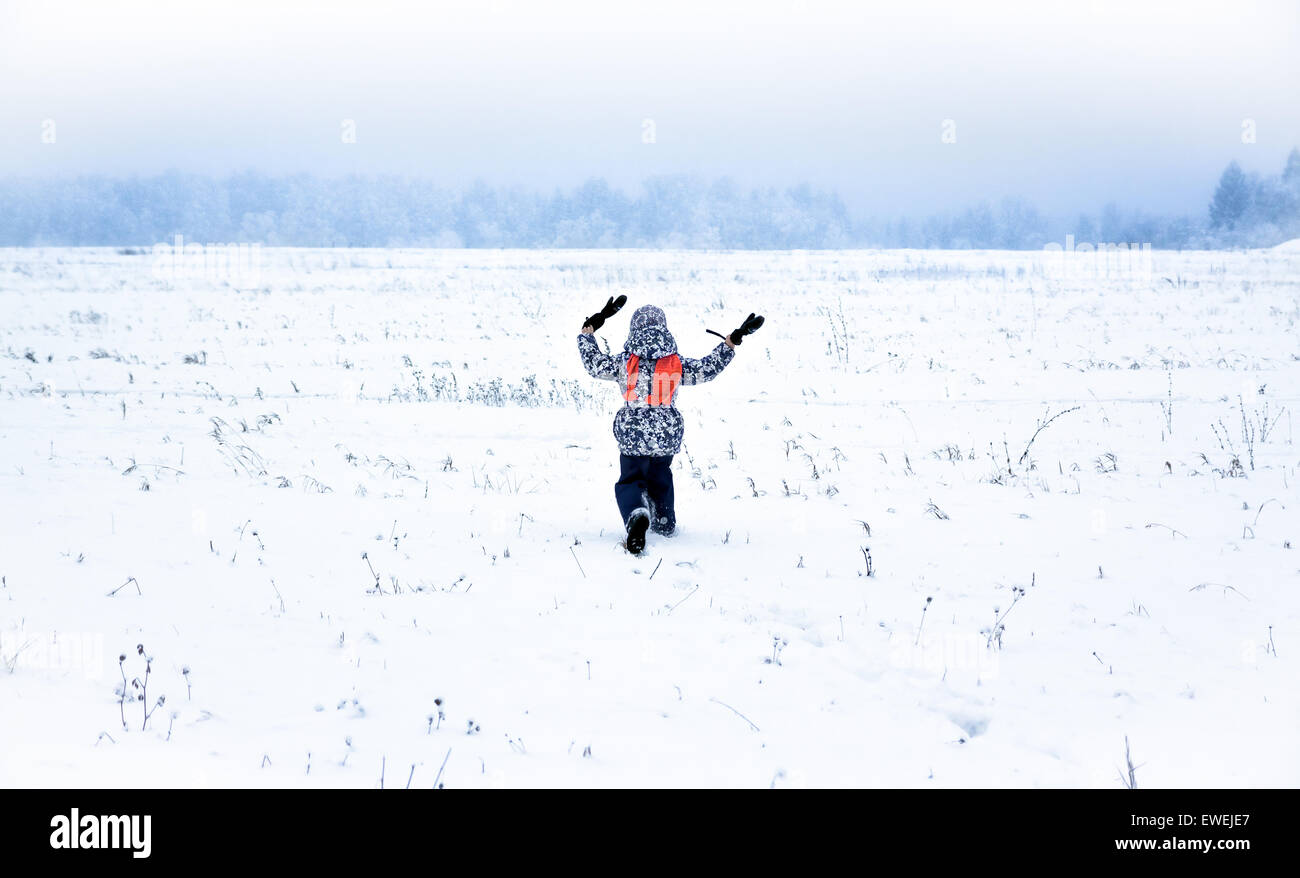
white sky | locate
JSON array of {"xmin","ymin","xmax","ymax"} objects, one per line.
[{"xmin": 1, "ymin": 0, "xmax": 1297, "ymax": 215}]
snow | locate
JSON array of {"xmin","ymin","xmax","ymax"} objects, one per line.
[
  {"xmin": 1, "ymin": 246, "xmax": 1297, "ymax": 788},
  {"xmin": 1271, "ymin": 238, "xmax": 1300, "ymax": 252}
]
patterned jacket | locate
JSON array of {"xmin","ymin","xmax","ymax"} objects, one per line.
[{"xmin": 577, "ymin": 305, "xmax": 734, "ymax": 457}]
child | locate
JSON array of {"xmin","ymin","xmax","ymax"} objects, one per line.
[{"xmin": 578, "ymin": 299, "xmax": 764, "ymax": 554}]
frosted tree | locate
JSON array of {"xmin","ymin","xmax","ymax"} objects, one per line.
[
  {"xmin": 1282, "ymin": 148, "xmax": 1300, "ymax": 187},
  {"xmin": 1209, "ymin": 161, "xmax": 1251, "ymax": 231}
]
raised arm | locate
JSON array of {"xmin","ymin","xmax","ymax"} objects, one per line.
[
  {"xmin": 576, "ymin": 295, "xmax": 628, "ymax": 381},
  {"xmin": 680, "ymin": 340, "xmax": 735, "ymax": 385},
  {"xmin": 577, "ymin": 330, "xmax": 622, "ymax": 381},
  {"xmin": 681, "ymin": 311, "xmax": 762, "ymax": 386}
]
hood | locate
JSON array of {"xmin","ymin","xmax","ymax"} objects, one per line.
[{"xmin": 623, "ymin": 305, "xmax": 678, "ymax": 359}]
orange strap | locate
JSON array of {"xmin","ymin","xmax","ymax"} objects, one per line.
[
  {"xmin": 624, "ymin": 354, "xmax": 682, "ymax": 406},
  {"xmin": 624, "ymin": 355, "xmax": 640, "ymax": 402},
  {"xmin": 648, "ymin": 354, "xmax": 682, "ymax": 405}
]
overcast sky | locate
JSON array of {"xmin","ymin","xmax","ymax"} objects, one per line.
[{"xmin": 1, "ymin": 0, "xmax": 1297, "ymax": 216}]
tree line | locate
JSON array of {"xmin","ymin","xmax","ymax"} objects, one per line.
[{"xmin": 2, "ymin": 150, "xmax": 1296, "ymax": 249}]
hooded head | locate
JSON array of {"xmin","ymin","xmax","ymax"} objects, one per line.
[{"xmin": 624, "ymin": 304, "xmax": 678, "ymax": 359}]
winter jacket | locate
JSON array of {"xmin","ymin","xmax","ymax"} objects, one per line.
[{"xmin": 577, "ymin": 304, "xmax": 734, "ymax": 456}]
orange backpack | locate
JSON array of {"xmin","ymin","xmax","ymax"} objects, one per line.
[{"xmin": 624, "ymin": 354, "xmax": 682, "ymax": 406}]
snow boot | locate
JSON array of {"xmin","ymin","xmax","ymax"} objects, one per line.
[
  {"xmin": 625, "ymin": 507, "xmax": 650, "ymax": 555},
  {"xmin": 645, "ymin": 496, "xmax": 675, "ymax": 536}
]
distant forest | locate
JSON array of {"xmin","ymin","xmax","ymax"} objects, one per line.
[{"xmin": 2, "ymin": 149, "xmax": 1297, "ymax": 250}]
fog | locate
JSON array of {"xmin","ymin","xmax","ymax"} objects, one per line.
[{"xmin": 2, "ymin": 0, "xmax": 1297, "ymax": 216}]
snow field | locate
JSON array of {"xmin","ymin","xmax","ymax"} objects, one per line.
[{"xmin": 1, "ymin": 246, "xmax": 1297, "ymax": 787}]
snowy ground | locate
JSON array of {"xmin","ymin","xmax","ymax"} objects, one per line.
[{"xmin": 1, "ymin": 246, "xmax": 1297, "ymax": 788}]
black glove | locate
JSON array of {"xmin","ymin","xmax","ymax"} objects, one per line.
[
  {"xmin": 583, "ymin": 295, "xmax": 627, "ymax": 331},
  {"xmin": 729, "ymin": 312, "xmax": 764, "ymax": 345}
]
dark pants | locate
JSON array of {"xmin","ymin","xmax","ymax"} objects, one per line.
[{"xmin": 614, "ymin": 454, "xmax": 675, "ymax": 534}]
